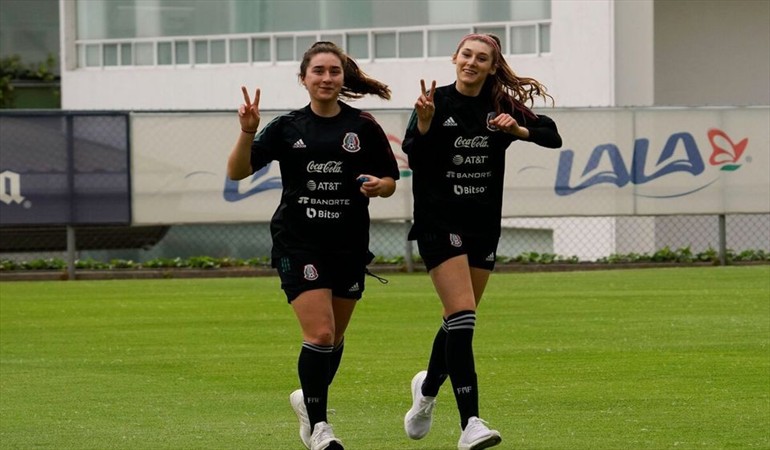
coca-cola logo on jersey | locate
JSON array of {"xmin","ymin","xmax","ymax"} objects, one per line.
[
  {"xmin": 454, "ymin": 136, "xmax": 489, "ymax": 149},
  {"xmin": 306, "ymin": 161, "xmax": 343, "ymax": 173}
]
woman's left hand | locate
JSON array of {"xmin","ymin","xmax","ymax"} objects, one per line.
[{"xmin": 489, "ymin": 113, "xmax": 529, "ymax": 139}]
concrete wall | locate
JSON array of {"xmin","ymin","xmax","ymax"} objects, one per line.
[{"xmin": 654, "ymin": 0, "xmax": 770, "ymax": 106}]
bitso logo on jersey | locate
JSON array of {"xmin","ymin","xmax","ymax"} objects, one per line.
[{"xmin": 341, "ymin": 132, "xmax": 361, "ymax": 152}]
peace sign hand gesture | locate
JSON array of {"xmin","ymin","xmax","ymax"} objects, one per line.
[
  {"xmin": 238, "ymin": 86, "xmax": 261, "ymax": 133},
  {"xmin": 415, "ymin": 79, "xmax": 436, "ymax": 135}
]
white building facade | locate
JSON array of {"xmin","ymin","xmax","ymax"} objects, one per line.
[{"xmin": 57, "ymin": 0, "xmax": 770, "ymax": 112}]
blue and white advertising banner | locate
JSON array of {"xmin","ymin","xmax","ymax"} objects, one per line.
[
  {"xmin": 508, "ymin": 107, "xmax": 770, "ymax": 217},
  {"xmin": 0, "ymin": 114, "xmax": 131, "ymax": 226},
  {"xmin": 130, "ymin": 107, "xmax": 769, "ymax": 225},
  {"xmin": 130, "ymin": 111, "xmax": 413, "ymax": 225}
]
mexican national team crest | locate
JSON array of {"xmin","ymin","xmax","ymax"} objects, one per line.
[
  {"xmin": 303, "ymin": 264, "xmax": 319, "ymax": 281},
  {"xmin": 341, "ymin": 132, "xmax": 361, "ymax": 153},
  {"xmin": 449, "ymin": 233, "xmax": 463, "ymax": 247},
  {"xmin": 486, "ymin": 112, "xmax": 498, "ymax": 132}
]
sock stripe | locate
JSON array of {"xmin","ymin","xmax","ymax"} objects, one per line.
[
  {"xmin": 302, "ymin": 342, "xmax": 334, "ymax": 353},
  {"xmin": 446, "ymin": 311, "xmax": 476, "ymax": 331}
]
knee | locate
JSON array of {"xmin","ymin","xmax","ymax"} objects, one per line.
[{"xmin": 304, "ymin": 327, "xmax": 336, "ymax": 346}]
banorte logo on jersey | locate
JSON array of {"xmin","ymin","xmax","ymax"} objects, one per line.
[{"xmin": 553, "ymin": 127, "xmax": 751, "ymax": 198}]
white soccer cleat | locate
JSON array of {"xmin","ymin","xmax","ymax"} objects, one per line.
[
  {"xmin": 457, "ymin": 416, "xmax": 502, "ymax": 450},
  {"xmin": 404, "ymin": 370, "xmax": 436, "ymax": 439},
  {"xmin": 309, "ymin": 421, "xmax": 344, "ymax": 450},
  {"xmin": 289, "ymin": 389, "xmax": 312, "ymax": 449}
]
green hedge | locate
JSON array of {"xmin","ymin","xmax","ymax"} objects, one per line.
[{"xmin": 1, "ymin": 247, "xmax": 768, "ymax": 271}]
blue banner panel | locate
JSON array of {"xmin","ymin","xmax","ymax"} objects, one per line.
[{"xmin": 0, "ymin": 112, "xmax": 131, "ymax": 226}]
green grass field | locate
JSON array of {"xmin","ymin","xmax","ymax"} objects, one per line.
[{"xmin": 1, "ymin": 266, "xmax": 768, "ymax": 449}]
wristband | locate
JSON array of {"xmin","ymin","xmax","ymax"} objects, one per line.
[{"xmin": 241, "ymin": 128, "xmax": 257, "ymax": 134}]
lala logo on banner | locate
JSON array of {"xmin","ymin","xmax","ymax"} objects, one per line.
[
  {"xmin": 222, "ymin": 163, "xmax": 282, "ymax": 202},
  {"xmin": 554, "ymin": 128, "xmax": 749, "ymax": 198}
]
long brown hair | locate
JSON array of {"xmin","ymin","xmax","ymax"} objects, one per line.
[
  {"xmin": 455, "ymin": 33, "xmax": 553, "ymax": 118},
  {"xmin": 299, "ymin": 41, "xmax": 391, "ymax": 100}
]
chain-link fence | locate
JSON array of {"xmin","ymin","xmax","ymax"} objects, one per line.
[
  {"xmin": 1, "ymin": 215, "xmax": 768, "ymax": 267},
  {"xmin": 2, "ymin": 111, "xmax": 769, "ymax": 275}
]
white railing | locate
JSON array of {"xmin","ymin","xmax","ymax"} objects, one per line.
[{"xmin": 75, "ymin": 20, "xmax": 551, "ymax": 69}]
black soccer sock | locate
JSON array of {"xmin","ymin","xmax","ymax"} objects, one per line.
[
  {"xmin": 421, "ymin": 318, "xmax": 448, "ymax": 397},
  {"xmin": 298, "ymin": 342, "xmax": 333, "ymax": 430},
  {"xmin": 445, "ymin": 310, "xmax": 479, "ymax": 430},
  {"xmin": 328, "ymin": 338, "xmax": 345, "ymax": 386}
]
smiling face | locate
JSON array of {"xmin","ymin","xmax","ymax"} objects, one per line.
[
  {"xmin": 301, "ymin": 52, "xmax": 344, "ymax": 105},
  {"xmin": 452, "ymin": 39, "xmax": 497, "ymax": 95}
]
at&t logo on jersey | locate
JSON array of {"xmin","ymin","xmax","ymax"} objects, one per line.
[
  {"xmin": 0, "ymin": 170, "xmax": 28, "ymax": 207},
  {"xmin": 341, "ymin": 132, "xmax": 361, "ymax": 153},
  {"xmin": 306, "ymin": 180, "xmax": 342, "ymax": 191},
  {"xmin": 452, "ymin": 155, "xmax": 489, "ymax": 165},
  {"xmin": 554, "ymin": 128, "xmax": 751, "ymax": 198}
]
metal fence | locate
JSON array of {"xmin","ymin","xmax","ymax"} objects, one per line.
[
  {"xmin": 2, "ymin": 215, "xmax": 769, "ymax": 269},
  {"xmin": 1, "ymin": 111, "xmax": 769, "ymax": 277}
]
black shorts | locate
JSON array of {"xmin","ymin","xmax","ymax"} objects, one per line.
[
  {"xmin": 416, "ymin": 232, "xmax": 499, "ymax": 272},
  {"xmin": 272, "ymin": 251, "xmax": 367, "ymax": 303}
]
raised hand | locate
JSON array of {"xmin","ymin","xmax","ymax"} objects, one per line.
[
  {"xmin": 415, "ymin": 79, "xmax": 436, "ymax": 121},
  {"xmin": 238, "ymin": 86, "xmax": 261, "ymax": 133},
  {"xmin": 415, "ymin": 79, "xmax": 436, "ymax": 134}
]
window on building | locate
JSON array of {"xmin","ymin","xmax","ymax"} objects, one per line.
[
  {"xmin": 0, "ymin": 0, "xmax": 60, "ymax": 74},
  {"xmin": 194, "ymin": 40, "xmax": 208, "ymax": 64},
  {"xmin": 399, "ymin": 31, "xmax": 423, "ymax": 59},
  {"xmin": 135, "ymin": 43, "xmax": 154, "ymax": 65},
  {"xmin": 73, "ymin": 0, "xmax": 551, "ymax": 67},
  {"xmin": 510, "ymin": 25, "xmax": 537, "ymax": 54},
  {"xmin": 210, "ymin": 39, "xmax": 226, "ymax": 64},
  {"xmin": 374, "ymin": 33, "xmax": 396, "ymax": 59},
  {"xmin": 158, "ymin": 42, "xmax": 173, "ymax": 65},
  {"xmin": 230, "ymin": 39, "xmax": 249, "ymax": 64},
  {"xmin": 104, "ymin": 44, "xmax": 119, "ymax": 66},
  {"xmin": 346, "ymin": 33, "xmax": 369, "ymax": 59},
  {"xmin": 120, "ymin": 44, "xmax": 132, "ymax": 66},
  {"xmin": 252, "ymin": 37, "xmax": 271, "ymax": 62},
  {"xmin": 175, "ymin": 41, "xmax": 190, "ymax": 64}
]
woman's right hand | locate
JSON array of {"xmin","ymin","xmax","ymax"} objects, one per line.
[
  {"xmin": 415, "ymin": 79, "xmax": 436, "ymax": 135},
  {"xmin": 239, "ymin": 86, "xmax": 261, "ymax": 133}
]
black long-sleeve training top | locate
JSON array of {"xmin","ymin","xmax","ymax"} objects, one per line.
[{"xmin": 402, "ymin": 83, "xmax": 561, "ymax": 239}]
